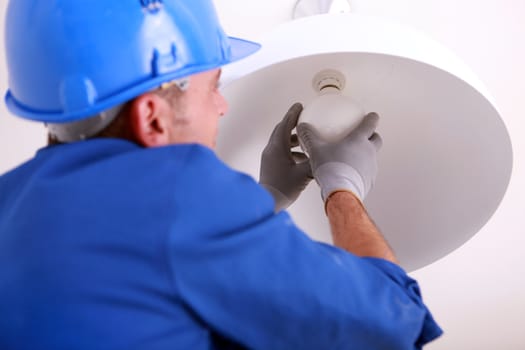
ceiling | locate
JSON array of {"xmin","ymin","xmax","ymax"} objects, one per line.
[{"xmin": 1, "ymin": 0, "xmax": 524, "ymax": 348}]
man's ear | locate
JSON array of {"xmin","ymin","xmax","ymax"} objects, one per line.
[{"xmin": 128, "ymin": 93, "xmax": 171, "ymax": 147}]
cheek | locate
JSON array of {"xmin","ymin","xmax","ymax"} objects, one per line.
[{"xmin": 213, "ymin": 92, "xmax": 228, "ymax": 116}]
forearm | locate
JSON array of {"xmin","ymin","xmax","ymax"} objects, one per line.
[{"xmin": 325, "ymin": 191, "xmax": 399, "ymax": 264}]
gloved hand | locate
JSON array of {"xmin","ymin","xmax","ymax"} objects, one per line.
[
  {"xmin": 297, "ymin": 112, "xmax": 383, "ymax": 203},
  {"xmin": 259, "ymin": 103, "xmax": 313, "ymax": 211}
]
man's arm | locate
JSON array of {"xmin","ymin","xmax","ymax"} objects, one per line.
[
  {"xmin": 326, "ymin": 191, "xmax": 398, "ymax": 264},
  {"xmin": 297, "ymin": 112, "xmax": 399, "ymax": 264}
]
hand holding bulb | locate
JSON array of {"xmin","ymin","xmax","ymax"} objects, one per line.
[{"xmin": 297, "ymin": 70, "xmax": 382, "ymax": 203}]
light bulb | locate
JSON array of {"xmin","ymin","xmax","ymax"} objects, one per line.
[{"xmin": 298, "ymin": 70, "xmax": 365, "ymax": 152}]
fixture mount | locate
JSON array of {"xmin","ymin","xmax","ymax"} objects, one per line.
[{"xmin": 293, "ymin": 0, "xmax": 352, "ymax": 19}]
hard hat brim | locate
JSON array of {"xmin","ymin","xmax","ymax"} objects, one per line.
[
  {"xmin": 228, "ymin": 37, "xmax": 262, "ymax": 64},
  {"xmin": 4, "ymin": 37, "xmax": 261, "ymax": 124}
]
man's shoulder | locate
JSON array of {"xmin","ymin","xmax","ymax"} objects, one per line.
[
  {"xmin": 1, "ymin": 139, "xmax": 274, "ymax": 220},
  {"xmin": 21, "ymin": 139, "xmax": 232, "ymax": 179}
]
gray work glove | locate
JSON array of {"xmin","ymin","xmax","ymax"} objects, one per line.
[
  {"xmin": 259, "ymin": 103, "xmax": 313, "ymax": 211},
  {"xmin": 296, "ymin": 112, "xmax": 383, "ymax": 203}
]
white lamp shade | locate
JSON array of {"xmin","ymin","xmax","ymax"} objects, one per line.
[{"xmin": 217, "ymin": 14, "xmax": 513, "ymax": 271}]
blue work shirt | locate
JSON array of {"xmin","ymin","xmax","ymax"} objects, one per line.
[{"xmin": 0, "ymin": 139, "xmax": 442, "ymax": 349}]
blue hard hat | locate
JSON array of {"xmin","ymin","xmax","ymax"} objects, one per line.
[{"xmin": 4, "ymin": 0, "xmax": 260, "ymax": 123}]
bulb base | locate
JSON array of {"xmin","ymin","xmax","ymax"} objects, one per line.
[{"xmin": 312, "ymin": 69, "xmax": 346, "ymax": 93}]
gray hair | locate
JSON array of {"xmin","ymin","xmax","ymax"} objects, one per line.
[
  {"xmin": 46, "ymin": 78, "xmax": 190, "ymax": 143},
  {"xmin": 46, "ymin": 104, "xmax": 124, "ymax": 143}
]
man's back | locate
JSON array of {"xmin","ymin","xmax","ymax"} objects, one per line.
[
  {"xmin": 0, "ymin": 139, "xmax": 258, "ymax": 349},
  {"xmin": 0, "ymin": 139, "xmax": 441, "ymax": 350}
]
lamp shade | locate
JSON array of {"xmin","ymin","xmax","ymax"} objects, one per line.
[{"xmin": 216, "ymin": 14, "xmax": 513, "ymax": 271}]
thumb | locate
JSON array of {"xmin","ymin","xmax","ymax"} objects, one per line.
[
  {"xmin": 296, "ymin": 159, "xmax": 314, "ymax": 179},
  {"xmin": 348, "ymin": 112, "xmax": 380, "ymax": 140},
  {"xmin": 297, "ymin": 123, "xmax": 323, "ymax": 154}
]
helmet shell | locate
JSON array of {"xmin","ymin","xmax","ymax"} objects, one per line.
[{"xmin": 4, "ymin": 0, "xmax": 260, "ymax": 122}]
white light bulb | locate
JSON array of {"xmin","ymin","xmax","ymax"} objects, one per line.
[{"xmin": 298, "ymin": 78, "xmax": 365, "ymax": 153}]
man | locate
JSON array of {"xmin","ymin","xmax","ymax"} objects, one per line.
[{"xmin": 0, "ymin": 0, "xmax": 442, "ymax": 349}]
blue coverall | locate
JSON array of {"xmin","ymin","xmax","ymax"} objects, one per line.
[{"xmin": 0, "ymin": 139, "xmax": 442, "ymax": 349}]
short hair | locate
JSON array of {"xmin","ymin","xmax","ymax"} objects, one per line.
[{"xmin": 48, "ymin": 83, "xmax": 185, "ymax": 145}]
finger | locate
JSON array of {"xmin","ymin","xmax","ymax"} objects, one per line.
[
  {"xmin": 269, "ymin": 103, "xmax": 303, "ymax": 148},
  {"xmin": 369, "ymin": 132, "xmax": 383, "ymax": 151},
  {"xmin": 291, "ymin": 151, "xmax": 308, "ymax": 163},
  {"xmin": 296, "ymin": 160, "xmax": 314, "ymax": 179},
  {"xmin": 290, "ymin": 134, "xmax": 299, "ymax": 148},
  {"xmin": 296, "ymin": 122, "xmax": 323, "ymax": 152},
  {"xmin": 267, "ymin": 119, "xmax": 282, "ymax": 144},
  {"xmin": 349, "ymin": 112, "xmax": 380, "ymax": 139},
  {"xmin": 283, "ymin": 103, "xmax": 303, "ymax": 132},
  {"xmin": 281, "ymin": 103, "xmax": 303, "ymax": 145}
]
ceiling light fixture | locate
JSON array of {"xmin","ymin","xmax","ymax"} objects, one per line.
[{"xmin": 217, "ymin": 0, "xmax": 513, "ymax": 271}]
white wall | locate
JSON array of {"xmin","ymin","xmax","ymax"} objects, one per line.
[
  {"xmin": 0, "ymin": 1, "xmax": 46, "ymax": 173},
  {"xmin": 1, "ymin": 0, "xmax": 524, "ymax": 348}
]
